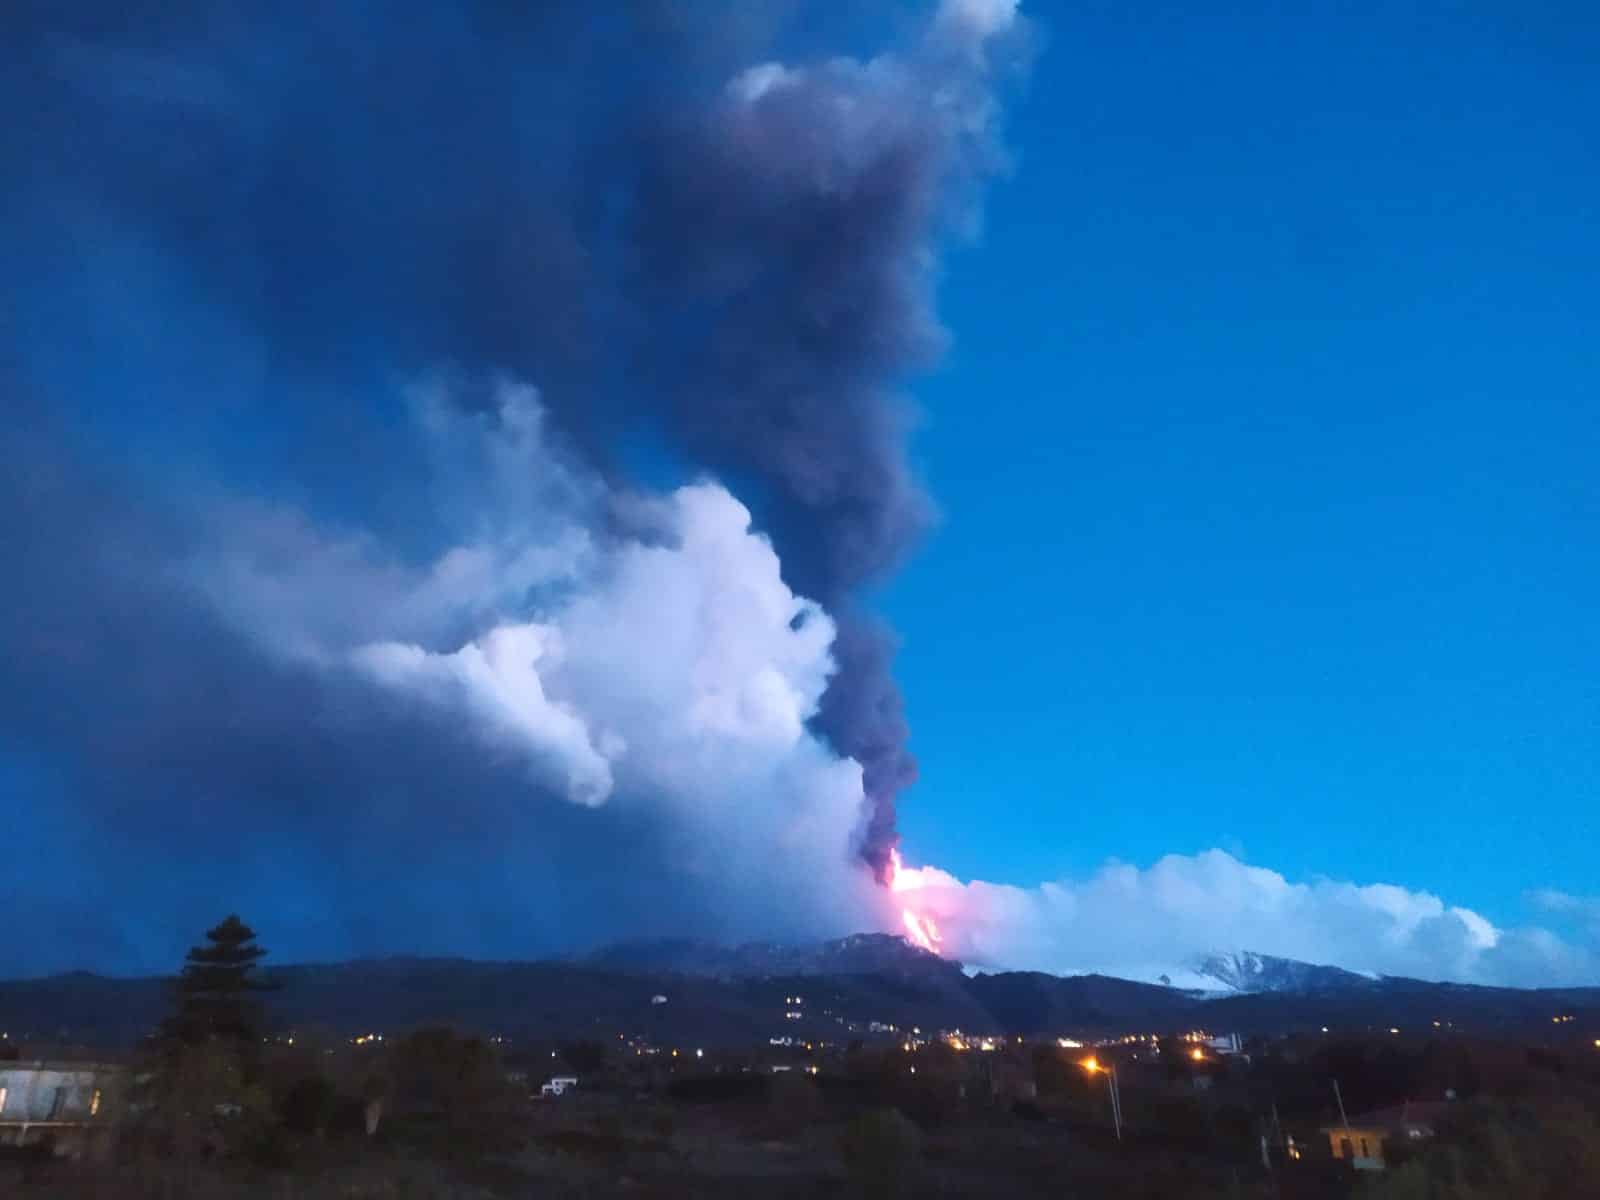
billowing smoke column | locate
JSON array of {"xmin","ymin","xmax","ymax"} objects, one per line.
[
  {"xmin": 0, "ymin": 1, "xmax": 1025, "ymax": 972},
  {"xmin": 630, "ymin": 0, "xmax": 1024, "ymax": 869}
]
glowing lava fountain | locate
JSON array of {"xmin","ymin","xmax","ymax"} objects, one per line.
[{"xmin": 888, "ymin": 847, "xmax": 944, "ymax": 954}]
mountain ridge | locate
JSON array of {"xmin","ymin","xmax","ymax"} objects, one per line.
[
  {"xmin": 3, "ymin": 935, "xmax": 1595, "ymax": 1048},
  {"xmin": 1188, "ymin": 950, "xmax": 1380, "ymax": 995}
]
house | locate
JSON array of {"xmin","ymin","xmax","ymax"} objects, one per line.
[
  {"xmin": 0, "ymin": 1060, "xmax": 123, "ymax": 1158},
  {"xmin": 540, "ymin": 1075, "xmax": 579, "ymax": 1097},
  {"xmin": 1325, "ymin": 1101, "xmax": 1449, "ymax": 1170}
]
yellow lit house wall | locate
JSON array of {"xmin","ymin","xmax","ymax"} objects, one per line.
[{"xmin": 1327, "ymin": 1126, "xmax": 1388, "ymax": 1169}]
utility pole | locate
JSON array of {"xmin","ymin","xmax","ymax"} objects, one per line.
[
  {"xmin": 1333, "ymin": 1079, "xmax": 1351, "ymax": 1129},
  {"xmin": 1081, "ymin": 1057, "xmax": 1122, "ymax": 1141}
]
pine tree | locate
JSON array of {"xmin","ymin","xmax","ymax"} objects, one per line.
[{"xmin": 162, "ymin": 914, "xmax": 274, "ymax": 1048}]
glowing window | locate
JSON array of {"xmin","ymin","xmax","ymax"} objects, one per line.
[
  {"xmin": 0, "ymin": 1086, "xmax": 7, "ymax": 1114},
  {"xmin": 91, "ymin": 1089, "xmax": 102, "ymax": 1116}
]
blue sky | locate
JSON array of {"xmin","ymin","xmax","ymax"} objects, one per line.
[
  {"xmin": 3, "ymin": 0, "xmax": 1596, "ymax": 980},
  {"xmin": 885, "ymin": 0, "xmax": 1599, "ymax": 926}
]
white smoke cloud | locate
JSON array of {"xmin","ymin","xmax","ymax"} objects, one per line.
[
  {"xmin": 351, "ymin": 476, "xmax": 847, "ymax": 820},
  {"xmin": 191, "ymin": 379, "xmax": 599, "ymax": 661},
  {"xmin": 889, "ymin": 849, "xmax": 1599, "ymax": 987},
  {"xmin": 722, "ymin": 0, "xmax": 1020, "ymax": 195},
  {"xmin": 1528, "ymin": 889, "xmax": 1600, "ymax": 949},
  {"xmin": 185, "ymin": 376, "xmax": 1600, "ymax": 984},
  {"xmin": 1530, "ymin": 889, "xmax": 1600, "ymax": 923},
  {"xmin": 934, "ymin": 0, "xmax": 1021, "ymax": 44},
  {"xmin": 354, "ymin": 625, "xmax": 617, "ymax": 807},
  {"xmin": 178, "ymin": 377, "xmax": 1600, "ymax": 984},
  {"xmin": 192, "ymin": 376, "xmax": 883, "ymax": 936}
]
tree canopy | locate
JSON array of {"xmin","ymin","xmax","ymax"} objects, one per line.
[{"xmin": 162, "ymin": 914, "xmax": 274, "ymax": 1047}]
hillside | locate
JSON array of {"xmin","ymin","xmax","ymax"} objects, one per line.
[{"xmin": 2, "ymin": 936, "xmax": 1596, "ymax": 1049}]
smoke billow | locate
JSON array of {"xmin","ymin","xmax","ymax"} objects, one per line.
[
  {"xmin": 891, "ymin": 850, "xmax": 1600, "ymax": 988},
  {"xmin": 606, "ymin": 1, "xmax": 1026, "ymax": 868},
  {"xmin": 0, "ymin": 1, "xmax": 1024, "ymax": 972}
]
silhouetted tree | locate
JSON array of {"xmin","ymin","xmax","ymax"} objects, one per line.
[
  {"xmin": 130, "ymin": 915, "xmax": 276, "ymax": 1158},
  {"xmin": 161, "ymin": 914, "xmax": 274, "ymax": 1049}
]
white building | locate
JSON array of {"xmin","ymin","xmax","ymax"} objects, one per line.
[
  {"xmin": 1206, "ymin": 1033, "xmax": 1246, "ymax": 1056},
  {"xmin": 0, "ymin": 1060, "xmax": 122, "ymax": 1157}
]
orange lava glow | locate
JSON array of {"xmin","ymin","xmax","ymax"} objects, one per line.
[
  {"xmin": 888, "ymin": 848, "xmax": 944, "ymax": 954},
  {"xmin": 902, "ymin": 908, "xmax": 943, "ymax": 953}
]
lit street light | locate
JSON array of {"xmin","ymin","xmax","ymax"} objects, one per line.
[{"xmin": 1081, "ymin": 1057, "xmax": 1123, "ymax": 1141}]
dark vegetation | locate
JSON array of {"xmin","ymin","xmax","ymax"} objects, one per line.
[{"xmin": 4, "ymin": 917, "xmax": 1600, "ymax": 1197}]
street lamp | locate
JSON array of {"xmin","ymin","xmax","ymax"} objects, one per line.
[{"xmin": 1081, "ymin": 1057, "xmax": 1123, "ymax": 1141}]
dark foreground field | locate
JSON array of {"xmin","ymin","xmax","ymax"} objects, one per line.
[
  {"xmin": 0, "ymin": 1113, "xmax": 1309, "ymax": 1200},
  {"xmin": 8, "ymin": 1074, "xmax": 1600, "ymax": 1200}
]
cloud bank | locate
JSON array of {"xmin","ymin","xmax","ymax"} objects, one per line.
[{"xmin": 889, "ymin": 850, "xmax": 1600, "ymax": 988}]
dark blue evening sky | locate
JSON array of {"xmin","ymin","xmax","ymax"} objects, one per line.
[
  {"xmin": 5, "ymin": 0, "xmax": 1597, "ymax": 979},
  {"xmin": 884, "ymin": 0, "xmax": 1598, "ymax": 922}
]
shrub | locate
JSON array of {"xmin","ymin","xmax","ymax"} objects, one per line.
[
  {"xmin": 278, "ymin": 1075, "xmax": 337, "ymax": 1136},
  {"xmin": 838, "ymin": 1107, "xmax": 922, "ymax": 1198},
  {"xmin": 769, "ymin": 1071, "xmax": 825, "ymax": 1132}
]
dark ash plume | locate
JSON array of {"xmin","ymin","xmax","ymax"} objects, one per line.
[
  {"xmin": 628, "ymin": 4, "xmax": 1024, "ymax": 867},
  {"xmin": 0, "ymin": 0, "xmax": 1025, "ymax": 969}
]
